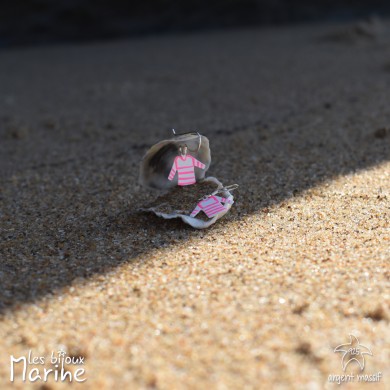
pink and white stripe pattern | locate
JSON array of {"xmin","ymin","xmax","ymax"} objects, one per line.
[
  {"xmin": 190, "ymin": 195, "xmax": 233, "ymax": 218},
  {"xmin": 168, "ymin": 154, "xmax": 206, "ymax": 186}
]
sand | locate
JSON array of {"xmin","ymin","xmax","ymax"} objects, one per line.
[{"xmin": 0, "ymin": 19, "xmax": 389, "ymax": 389}]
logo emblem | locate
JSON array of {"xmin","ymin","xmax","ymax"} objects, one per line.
[{"xmin": 334, "ymin": 335, "xmax": 372, "ymax": 371}]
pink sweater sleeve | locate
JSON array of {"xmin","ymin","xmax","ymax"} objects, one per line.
[
  {"xmin": 190, "ymin": 202, "xmax": 203, "ymax": 218},
  {"xmin": 191, "ymin": 157, "xmax": 205, "ymax": 169},
  {"xmin": 168, "ymin": 159, "xmax": 177, "ymax": 181}
]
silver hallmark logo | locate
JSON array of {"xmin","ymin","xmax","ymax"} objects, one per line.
[
  {"xmin": 334, "ymin": 334, "xmax": 372, "ymax": 371},
  {"xmin": 328, "ymin": 334, "xmax": 382, "ymax": 385}
]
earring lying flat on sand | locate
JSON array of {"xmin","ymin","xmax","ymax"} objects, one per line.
[{"xmin": 189, "ymin": 183, "xmax": 238, "ymax": 219}]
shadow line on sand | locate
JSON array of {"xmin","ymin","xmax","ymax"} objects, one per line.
[{"xmin": 0, "ymin": 95, "xmax": 389, "ymax": 316}]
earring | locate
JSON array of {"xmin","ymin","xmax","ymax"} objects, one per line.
[
  {"xmin": 191, "ymin": 184, "xmax": 238, "ymax": 219},
  {"xmin": 139, "ymin": 130, "xmax": 211, "ymax": 190}
]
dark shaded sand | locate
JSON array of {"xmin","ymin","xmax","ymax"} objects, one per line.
[{"xmin": 0, "ymin": 20, "xmax": 389, "ymax": 389}]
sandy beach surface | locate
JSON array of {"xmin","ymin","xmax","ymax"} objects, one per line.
[{"xmin": 0, "ymin": 20, "xmax": 389, "ymax": 389}]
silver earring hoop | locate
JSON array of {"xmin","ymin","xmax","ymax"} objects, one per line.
[{"xmin": 172, "ymin": 129, "xmax": 202, "ymax": 153}]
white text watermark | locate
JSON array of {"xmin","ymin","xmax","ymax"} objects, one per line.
[{"xmin": 10, "ymin": 349, "xmax": 86, "ymax": 383}]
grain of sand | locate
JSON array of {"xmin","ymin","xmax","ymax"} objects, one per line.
[{"xmin": 0, "ymin": 20, "xmax": 389, "ymax": 389}]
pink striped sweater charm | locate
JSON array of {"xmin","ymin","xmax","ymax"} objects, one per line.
[
  {"xmin": 168, "ymin": 154, "xmax": 206, "ymax": 186},
  {"xmin": 190, "ymin": 195, "xmax": 234, "ymax": 219}
]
